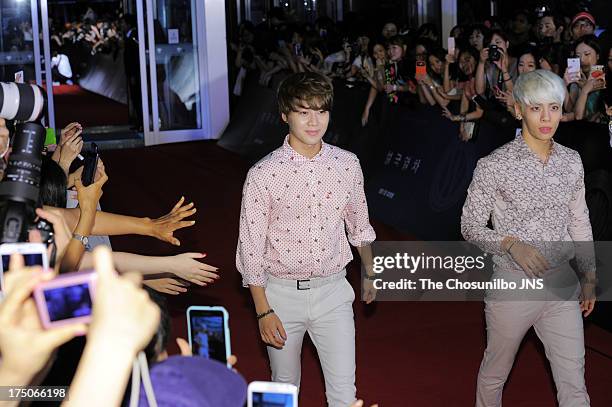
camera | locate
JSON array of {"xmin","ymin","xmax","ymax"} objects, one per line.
[
  {"xmin": 488, "ymin": 44, "xmax": 502, "ymax": 62},
  {"xmin": 33, "ymin": 269, "xmax": 96, "ymax": 330},
  {"xmin": 0, "ymin": 82, "xmax": 52, "ymax": 245}
]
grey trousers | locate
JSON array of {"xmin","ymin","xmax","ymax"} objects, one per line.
[
  {"xmin": 476, "ymin": 299, "xmax": 590, "ymax": 407},
  {"xmin": 265, "ymin": 271, "xmax": 356, "ymax": 407}
]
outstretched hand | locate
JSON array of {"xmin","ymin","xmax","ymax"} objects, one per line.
[
  {"xmin": 148, "ymin": 197, "xmax": 197, "ymax": 246},
  {"xmin": 167, "ymin": 252, "xmax": 220, "ymax": 286}
]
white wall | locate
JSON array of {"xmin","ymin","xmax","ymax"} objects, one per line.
[{"xmin": 202, "ymin": 0, "xmax": 230, "ymax": 139}]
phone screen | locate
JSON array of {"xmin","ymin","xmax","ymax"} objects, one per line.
[
  {"xmin": 567, "ymin": 58, "xmax": 580, "ymax": 81},
  {"xmin": 251, "ymin": 392, "xmax": 295, "ymax": 407},
  {"xmin": 416, "ymin": 61, "xmax": 427, "ymax": 79},
  {"xmin": 189, "ymin": 310, "xmax": 228, "ymax": 363},
  {"xmin": 1, "ymin": 253, "xmax": 44, "ymax": 271},
  {"xmin": 43, "ymin": 283, "xmax": 93, "ymax": 322},
  {"xmin": 589, "ymin": 65, "xmax": 604, "ymax": 79},
  {"xmin": 447, "ymin": 37, "xmax": 455, "ymax": 54}
]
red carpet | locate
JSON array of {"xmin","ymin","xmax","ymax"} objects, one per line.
[
  {"xmin": 100, "ymin": 140, "xmax": 612, "ymax": 406},
  {"xmin": 51, "ymin": 84, "xmax": 129, "ymax": 129}
]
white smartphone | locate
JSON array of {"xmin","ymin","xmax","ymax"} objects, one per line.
[
  {"xmin": 447, "ymin": 37, "xmax": 455, "ymax": 56},
  {"xmin": 247, "ymin": 381, "xmax": 298, "ymax": 407},
  {"xmin": 567, "ymin": 58, "xmax": 580, "ymax": 81},
  {"xmin": 0, "ymin": 243, "xmax": 49, "ymax": 293},
  {"xmin": 186, "ymin": 305, "xmax": 231, "ymax": 366}
]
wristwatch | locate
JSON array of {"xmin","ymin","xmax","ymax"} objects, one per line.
[{"xmin": 72, "ymin": 233, "xmax": 89, "ymax": 247}]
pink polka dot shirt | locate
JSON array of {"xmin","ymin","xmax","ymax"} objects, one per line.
[{"xmin": 236, "ymin": 136, "xmax": 376, "ymax": 287}]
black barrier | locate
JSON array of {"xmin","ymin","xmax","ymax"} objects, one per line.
[
  {"xmin": 364, "ymin": 106, "xmax": 516, "ymax": 240},
  {"xmin": 219, "ymin": 78, "xmax": 612, "ymax": 241}
]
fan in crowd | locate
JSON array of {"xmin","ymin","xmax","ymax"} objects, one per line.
[{"xmin": 229, "ymin": 6, "xmax": 611, "ymax": 145}]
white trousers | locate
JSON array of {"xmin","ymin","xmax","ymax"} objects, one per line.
[
  {"xmin": 265, "ymin": 271, "xmax": 356, "ymax": 407},
  {"xmin": 476, "ymin": 299, "xmax": 589, "ymax": 407}
]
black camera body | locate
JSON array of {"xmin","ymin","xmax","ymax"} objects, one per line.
[
  {"xmin": 488, "ymin": 44, "xmax": 502, "ymax": 62},
  {"xmin": 0, "ymin": 83, "xmax": 52, "ymax": 245}
]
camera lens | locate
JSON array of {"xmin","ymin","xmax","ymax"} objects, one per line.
[
  {"xmin": 0, "ymin": 82, "xmax": 45, "ymax": 122},
  {"xmin": 0, "ymin": 122, "xmax": 46, "ymax": 204}
]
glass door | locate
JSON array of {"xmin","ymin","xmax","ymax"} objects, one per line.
[
  {"xmin": 0, "ymin": 0, "xmax": 43, "ymax": 117},
  {"xmin": 137, "ymin": 0, "xmax": 209, "ymax": 145}
]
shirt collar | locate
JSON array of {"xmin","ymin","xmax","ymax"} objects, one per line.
[
  {"xmin": 281, "ymin": 135, "xmax": 329, "ymax": 164},
  {"xmin": 515, "ymin": 131, "xmax": 557, "ymax": 164}
]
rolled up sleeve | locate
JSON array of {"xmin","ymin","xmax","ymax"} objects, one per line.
[
  {"xmin": 344, "ymin": 160, "xmax": 376, "ymax": 247},
  {"xmin": 236, "ymin": 169, "xmax": 270, "ymax": 287}
]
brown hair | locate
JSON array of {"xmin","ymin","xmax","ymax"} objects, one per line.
[{"xmin": 277, "ymin": 72, "xmax": 333, "ymax": 115}]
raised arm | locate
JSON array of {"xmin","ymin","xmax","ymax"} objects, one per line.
[
  {"xmin": 443, "ymin": 54, "xmax": 454, "ymax": 93},
  {"xmin": 44, "ymin": 196, "xmax": 196, "ymax": 246},
  {"xmin": 475, "ymin": 48, "xmax": 489, "ymax": 96}
]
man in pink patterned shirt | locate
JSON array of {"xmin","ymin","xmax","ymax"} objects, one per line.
[{"xmin": 236, "ymin": 72, "xmax": 377, "ymax": 406}]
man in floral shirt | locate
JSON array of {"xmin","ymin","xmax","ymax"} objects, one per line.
[{"xmin": 462, "ymin": 70, "xmax": 596, "ymax": 407}]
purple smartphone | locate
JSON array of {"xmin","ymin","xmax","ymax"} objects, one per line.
[{"xmin": 33, "ymin": 270, "xmax": 97, "ymax": 330}]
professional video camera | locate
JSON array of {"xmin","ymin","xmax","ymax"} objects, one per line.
[{"xmin": 0, "ymin": 82, "xmax": 53, "ymax": 244}]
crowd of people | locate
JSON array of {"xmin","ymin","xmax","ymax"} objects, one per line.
[
  {"xmin": 0, "ymin": 118, "xmax": 243, "ymax": 405},
  {"xmin": 49, "ymin": 8, "xmax": 123, "ymax": 84},
  {"xmin": 230, "ymin": 6, "xmax": 612, "ymax": 144}
]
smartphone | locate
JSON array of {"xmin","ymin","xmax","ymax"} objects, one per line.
[
  {"xmin": 187, "ymin": 306, "xmax": 231, "ymax": 366},
  {"xmin": 447, "ymin": 37, "xmax": 455, "ymax": 56},
  {"xmin": 567, "ymin": 58, "xmax": 580, "ymax": 81},
  {"xmin": 415, "ymin": 60, "xmax": 427, "ymax": 80},
  {"xmin": 589, "ymin": 65, "xmax": 605, "ymax": 80},
  {"xmin": 33, "ymin": 270, "xmax": 97, "ymax": 330},
  {"xmin": 82, "ymin": 143, "xmax": 99, "ymax": 186},
  {"xmin": 247, "ymin": 382, "xmax": 298, "ymax": 407},
  {"xmin": 0, "ymin": 243, "xmax": 49, "ymax": 292}
]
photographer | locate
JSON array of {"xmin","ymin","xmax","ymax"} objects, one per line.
[
  {"xmin": 566, "ymin": 35, "xmax": 607, "ymax": 123},
  {"xmin": 475, "ymin": 30, "xmax": 518, "ymax": 98},
  {"xmin": 474, "ymin": 30, "xmax": 519, "ymax": 128}
]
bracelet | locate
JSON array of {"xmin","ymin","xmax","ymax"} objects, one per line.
[
  {"xmin": 364, "ymin": 274, "xmax": 377, "ymax": 281},
  {"xmin": 256, "ymin": 309, "xmax": 275, "ymax": 320},
  {"xmin": 503, "ymin": 77, "xmax": 512, "ymax": 83}
]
